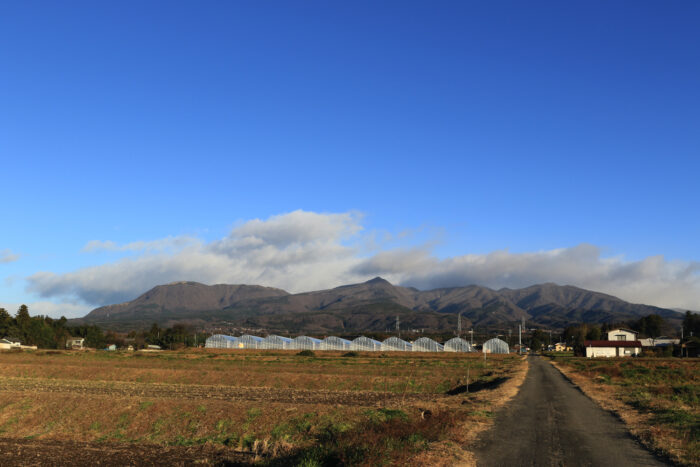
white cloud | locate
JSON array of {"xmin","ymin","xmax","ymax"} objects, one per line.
[
  {"xmin": 353, "ymin": 244, "xmax": 700, "ymax": 310},
  {"xmin": 0, "ymin": 249, "xmax": 20, "ymax": 263},
  {"xmin": 24, "ymin": 210, "xmax": 700, "ymax": 312},
  {"xmin": 82, "ymin": 236, "xmax": 199, "ymax": 253},
  {"xmin": 28, "ymin": 210, "xmax": 367, "ymax": 307}
]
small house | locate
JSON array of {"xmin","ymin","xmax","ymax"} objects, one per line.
[
  {"xmin": 584, "ymin": 340, "xmax": 642, "ymax": 358},
  {"xmin": 639, "ymin": 337, "xmax": 680, "ymax": 347},
  {"xmin": 607, "ymin": 328, "xmax": 638, "ymax": 341},
  {"xmin": 66, "ymin": 337, "xmax": 85, "ymax": 350},
  {"xmin": 0, "ymin": 338, "xmax": 21, "ymax": 350}
]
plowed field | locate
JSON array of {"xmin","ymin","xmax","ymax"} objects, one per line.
[{"xmin": 0, "ymin": 349, "xmax": 525, "ymax": 465}]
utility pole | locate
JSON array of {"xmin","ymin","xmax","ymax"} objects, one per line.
[
  {"xmin": 396, "ymin": 315, "xmax": 400, "ymax": 339},
  {"xmin": 457, "ymin": 313, "xmax": 462, "ymax": 338},
  {"xmin": 519, "ymin": 324, "xmax": 522, "ymax": 355},
  {"xmin": 469, "ymin": 329, "xmax": 474, "ymax": 346}
]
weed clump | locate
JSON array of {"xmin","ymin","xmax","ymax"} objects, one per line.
[
  {"xmin": 271, "ymin": 410, "xmax": 455, "ymax": 466},
  {"xmin": 297, "ymin": 350, "xmax": 315, "ymax": 357},
  {"xmin": 341, "ymin": 351, "xmax": 359, "ymax": 358}
]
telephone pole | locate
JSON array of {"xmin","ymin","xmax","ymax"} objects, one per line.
[
  {"xmin": 457, "ymin": 313, "xmax": 462, "ymax": 338},
  {"xmin": 396, "ymin": 315, "xmax": 400, "ymax": 339},
  {"xmin": 519, "ymin": 324, "xmax": 522, "ymax": 355}
]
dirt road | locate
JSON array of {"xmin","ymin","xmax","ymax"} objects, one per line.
[{"xmin": 473, "ymin": 356, "xmax": 668, "ymax": 467}]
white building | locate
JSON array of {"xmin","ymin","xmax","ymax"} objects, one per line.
[
  {"xmin": 584, "ymin": 340, "xmax": 642, "ymax": 358},
  {"xmin": 607, "ymin": 328, "xmax": 638, "ymax": 341},
  {"xmin": 0, "ymin": 338, "xmax": 21, "ymax": 350},
  {"xmin": 66, "ymin": 337, "xmax": 85, "ymax": 349},
  {"xmin": 583, "ymin": 328, "xmax": 642, "ymax": 357},
  {"xmin": 639, "ymin": 337, "xmax": 680, "ymax": 347}
]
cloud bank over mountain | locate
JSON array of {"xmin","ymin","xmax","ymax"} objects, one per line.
[{"xmin": 25, "ymin": 210, "xmax": 700, "ymax": 312}]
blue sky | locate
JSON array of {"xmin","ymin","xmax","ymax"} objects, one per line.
[{"xmin": 1, "ymin": 1, "xmax": 699, "ymax": 317}]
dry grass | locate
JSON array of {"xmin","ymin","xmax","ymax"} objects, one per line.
[
  {"xmin": 0, "ymin": 349, "xmax": 502, "ymax": 393},
  {"xmin": 0, "ymin": 349, "xmax": 526, "ymax": 465},
  {"xmin": 410, "ymin": 355, "xmax": 530, "ymax": 467},
  {"xmin": 550, "ymin": 357, "xmax": 699, "ymax": 466}
]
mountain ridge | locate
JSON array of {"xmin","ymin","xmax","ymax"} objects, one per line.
[{"xmin": 76, "ymin": 278, "xmax": 681, "ymax": 332}]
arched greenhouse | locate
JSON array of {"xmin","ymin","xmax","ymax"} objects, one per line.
[
  {"xmin": 483, "ymin": 338, "xmax": 509, "ymax": 354},
  {"xmin": 321, "ymin": 336, "xmax": 352, "ymax": 351},
  {"xmin": 412, "ymin": 337, "xmax": 444, "ymax": 352},
  {"xmin": 351, "ymin": 336, "xmax": 382, "ymax": 351},
  {"xmin": 292, "ymin": 336, "xmax": 322, "ymax": 350},
  {"xmin": 444, "ymin": 337, "xmax": 474, "ymax": 352},
  {"xmin": 381, "ymin": 337, "xmax": 412, "ymax": 352},
  {"xmin": 238, "ymin": 334, "xmax": 264, "ymax": 349},
  {"xmin": 205, "ymin": 334, "xmax": 239, "ymax": 349},
  {"xmin": 262, "ymin": 335, "xmax": 293, "ymax": 350}
]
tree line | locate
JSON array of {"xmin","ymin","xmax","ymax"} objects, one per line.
[
  {"xmin": 0, "ymin": 305, "xmax": 106, "ymax": 349},
  {"xmin": 0, "ymin": 305, "xmax": 208, "ymax": 350}
]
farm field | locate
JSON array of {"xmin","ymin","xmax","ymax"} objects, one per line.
[
  {"xmin": 550, "ymin": 357, "xmax": 699, "ymax": 466},
  {"xmin": 0, "ymin": 349, "xmax": 527, "ymax": 465}
]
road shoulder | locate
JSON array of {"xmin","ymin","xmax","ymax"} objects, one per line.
[{"xmin": 549, "ymin": 359, "xmax": 683, "ymax": 466}]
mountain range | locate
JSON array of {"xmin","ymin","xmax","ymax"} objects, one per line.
[{"xmin": 75, "ymin": 278, "xmax": 683, "ymax": 333}]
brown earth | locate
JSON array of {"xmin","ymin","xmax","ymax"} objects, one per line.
[
  {"xmin": 0, "ymin": 437, "xmax": 253, "ymax": 466},
  {"xmin": 0, "ymin": 350, "xmax": 525, "ymax": 465},
  {"xmin": 0, "ymin": 377, "xmax": 438, "ymax": 406}
]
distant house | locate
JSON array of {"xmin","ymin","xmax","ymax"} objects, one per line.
[
  {"xmin": 66, "ymin": 337, "xmax": 85, "ymax": 350},
  {"xmin": 105, "ymin": 344, "xmax": 117, "ymax": 351},
  {"xmin": 639, "ymin": 337, "xmax": 680, "ymax": 347},
  {"xmin": 584, "ymin": 340, "xmax": 642, "ymax": 358},
  {"xmin": 554, "ymin": 342, "xmax": 571, "ymax": 352},
  {"xmin": 607, "ymin": 328, "xmax": 638, "ymax": 341},
  {"xmin": 0, "ymin": 338, "xmax": 21, "ymax": 350},
  {"xmin": 681, "ymin": 340, "xmax": 700, "ymax": 358}
]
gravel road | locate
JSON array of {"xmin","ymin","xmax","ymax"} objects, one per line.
[{"xmin": 473, "ymin": 356, "xmax": 668, "ymax": 467}]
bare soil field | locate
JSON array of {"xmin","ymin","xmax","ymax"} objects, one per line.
[
  {"xmin": 0, "ymin": 377, "xmax": 434, "ymax": 406},
  {"xmin": 550, "ymin": 356, "xmax": 699, "ymax": 466},
  {"xmin": 0, "ymin": 437, "xmax": 253, "ymax": 466},
  {"xmin": 0, "ymin": 349, "xmax": 527, "ymax": 465}
]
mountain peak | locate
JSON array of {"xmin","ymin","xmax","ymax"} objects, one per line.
[{"xmin": 365, "ymin": 277, "xmax": 391, "ymax": 285}]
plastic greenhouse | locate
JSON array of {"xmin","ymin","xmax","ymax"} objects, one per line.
[
  {"xmin": 351, "ymin": 336, "xmax": 382, "ymax": 351},
  {"xmin": 205, "ymin": 334, "xmax": 239, "ymax": 349},
  {"xmin": 204, "ymin": 333, "xmax": 485, "ymax": 353},
  {"xmin": 483, "ymin": 338, "xmax": 509, "ymax": 354},
  {"xmin": 321, "ymin": 336, "xmax": 352, "ymax": 351},
  {"xmin": 412, "ymin": 337, "xmax": 444, "ymax": 352},
  {"xmin": 292, "ymin": 336, "xmax": 322, "ymax": 350},
  {"xmin": 237, "ymin": 334, "xmax": 264, "ymax": 349},
  {"xmin": 444, "ymin": 337, "xmax": 474, "ymax": 352},
  {"xmin": 381, "ymin": 337, "xmax": 413, "ymax": 352},
  {"xmin": 262, "ymin": 335, "xmax": 293, "ymax": 350}
]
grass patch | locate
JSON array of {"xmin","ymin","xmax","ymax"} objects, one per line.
[{"xmin": 552, "ymin": 356, "xmax": 699, "ymax": 465}]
